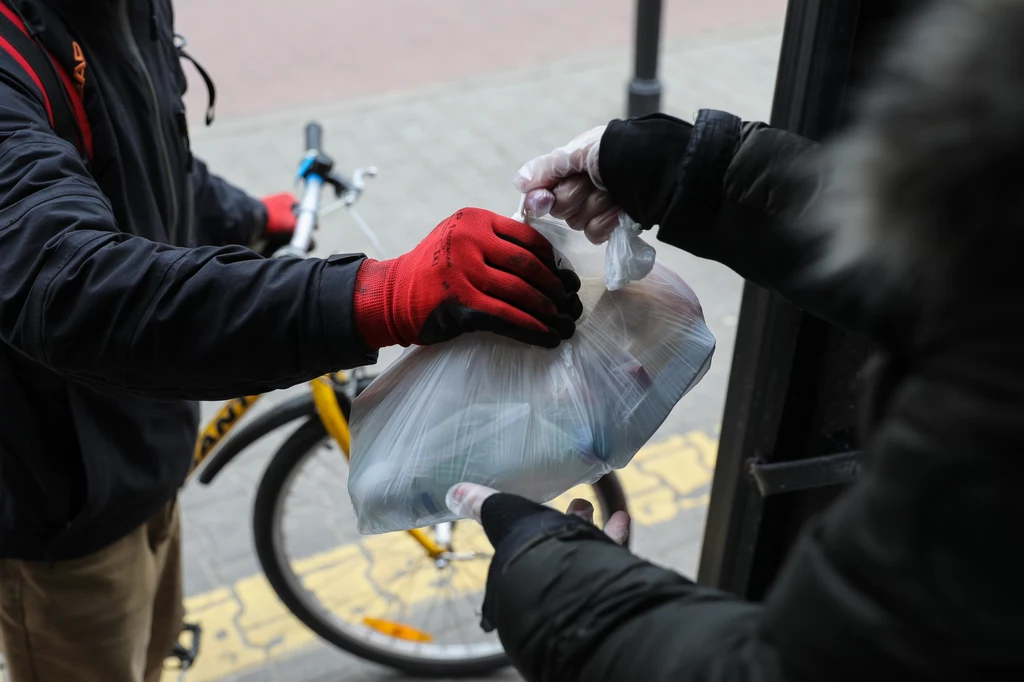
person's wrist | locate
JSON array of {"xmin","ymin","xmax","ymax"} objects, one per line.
[
  {"xmin": 251, "ymin": 201, "xmax": 270, "ymax": 243},
  {"xmin": 317, "ymin": 254, "xmax": 379, "ymax": 362},
  {"xmin": 583, "ymin": 128, "xmax": 607, "ymax": 191},
  {"xmin": 257, "ymin": 199, "xmax": 271, "ymax": 228},
  {"xmin": 353, "ymin": 257, "xmax": 401, "ymax": 350},
  {"xmin": 479, "ymin": 494, "xmax": 554, "ymax": 548},
  {"xmin": 598, "ymin": 114, "xmax": 693, "ymax": 229}
]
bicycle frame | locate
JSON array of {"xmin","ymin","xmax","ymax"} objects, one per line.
[
  {"xmin": 189, "ymin": 121, "xmax": 445, "ymax": 559},
  {"xmin": 191, "ymin": 394, "xmax": 263, "ymax": 471},
  {"xmin": 309, "ymin": 377, "xmax": 448, "ymax": 558}
]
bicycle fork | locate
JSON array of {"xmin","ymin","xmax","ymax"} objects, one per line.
[{"xmin": 309, "ymin": 376, "xmax": 448, "ymax": 560}]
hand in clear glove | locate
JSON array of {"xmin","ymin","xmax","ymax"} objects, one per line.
[
  {"xmin": 514, "ymin": 126, "xmax": 620, "ymax": 245},
  {"xmin": 446, "ymin": 482, "xmax": 631, "ymax": 632},
  {"xmin": 446, "ymin": 482, "xmax": 631, "ymax": 547}
]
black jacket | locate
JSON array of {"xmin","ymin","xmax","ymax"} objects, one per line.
[
  {"xmin": 481, "ymin": 110, "xmax": 1024, "ymax": 681},
  {"xmin": 0, "ymin": 0, "xmax": 374, "ymax": 561}
]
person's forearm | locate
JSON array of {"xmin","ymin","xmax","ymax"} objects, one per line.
[
  {"xmin": 599, "ymin": 111, "xmax": 817, "ymax": 259},
  {"xmin": 190, "ymin": 156, "xmax": 266, "ymax": 247},
  {"xmin": 1, "ymin": 193, "xmax": 374, "ymax": 400},
  {"xmin": 599, "ymin": 111, "xmax": 879, "ymax": 337},
  {"xmin": 488, "ymin": 357, "xmax": 1023, "ymax": 682},
  {"xmin": 488, "ymin": 525, "xmax": 778, "ymax": 682}
]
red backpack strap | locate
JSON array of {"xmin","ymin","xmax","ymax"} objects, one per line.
[{"xmin": 0, "ymin": 1, "xmax": 92, "ymax": 160}]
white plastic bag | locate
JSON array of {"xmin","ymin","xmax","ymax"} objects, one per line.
[
  {"xmin": 604, "ymin": 212, "xmax": 656, "ymax": 291},
  {"xmin": 348, "ymin": 213, "xmax": 716, "ymax": 534}
]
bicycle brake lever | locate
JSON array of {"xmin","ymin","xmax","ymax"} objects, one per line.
[
  {"xmin": 324, "ymin": 172, "xmax": 351, "ymax": 198},
  {"xmin": 343, "ymin": 167, "xmax": 378, "ymax": 207},
  {"xmin": 352, "ymin": 167, "xmax": 378, "ymax": 192}
]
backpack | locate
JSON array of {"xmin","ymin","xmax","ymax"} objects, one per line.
[{"xmin": 0, "ymin": 0, "xmax": 92, "ymax": 162}]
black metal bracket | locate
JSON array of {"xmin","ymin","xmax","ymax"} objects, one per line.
[
  {"xmin": 324, "ymin": 172, "xmax": 351, "ymax": 198},
  {"xmin": 298, "ymin": 153, "xmax": 350, "ymax": 199},
  {"xmin": 167, "ymin": 621, "xmax": 202, "ymax": 671},
  {"xmin": 749, "ymin": 450, "xmax": 863, "ymax": 497},
  {"xmin": 300, "ymin": 152, "xmax": 334, "ymax": 179}
]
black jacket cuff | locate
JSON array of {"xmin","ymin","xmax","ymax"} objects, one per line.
[
  {"xmin": 599, "ymin": 110, "xmax": 742, "ymax": 236},
  {"xmin": 599, "ymin": 113, "xmax": 694, "ymax": 229},
  {"xmin": 480, "ymin": 493, "xmax": 552, "ymax": 547},
  {"xmin": 479, "ymin": 493, "xmax": 615, "ymax": 632},
  {"xmin": 318, "ymin": 253, "xmax": 379, "ymax": 367}
]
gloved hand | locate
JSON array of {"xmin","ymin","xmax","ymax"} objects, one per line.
[
  {"xmin": 514, "ymin": 126, "xmax": 620, "ymax": 245},
  {"xmin": 446, "ymin": 481, "xmax": 631, "ymax": 632},
  {"xmin": 256, "ymin": 192, "xmax": 309, "ymax": 256},
  {"xmin": 353, "ymin": 208, "xmax": 583, "ymax": 350},
  {"xmin": 446, "ymin": 482, "xmax": 630, "ymax": 545}
]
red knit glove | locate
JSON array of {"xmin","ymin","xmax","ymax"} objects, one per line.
[
  {"xmin": 254, "ymin": 193, "xmax": 303, "ymax": 256},
  {"xmin": 353, "ymin": 208, "xmax": 583, "ymax": 349},
  {"xmin": 262, "ymin": 192, "xmax": 298, "ymax": 236}
]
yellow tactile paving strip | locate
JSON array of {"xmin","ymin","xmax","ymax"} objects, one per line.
[{"xmin": 162, "ymin": 430, "xmax": 717, "ymax": 681}]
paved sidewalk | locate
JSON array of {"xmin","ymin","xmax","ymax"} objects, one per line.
[
  {"xmin": 173, "ymin": 0, "xmax": 787, "ymax": 122},
  {"xmin": 160, "ymin": 19, "xmax": 783, "ymax": 682}
]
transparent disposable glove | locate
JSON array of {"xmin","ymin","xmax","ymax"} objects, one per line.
[
  {"xmin": 514, "ymin": 126, "xmax": 620, "ymax": 245},
  {"xmin": 446, "ymin": 482, "xmax": 631, "ymax": 546}
]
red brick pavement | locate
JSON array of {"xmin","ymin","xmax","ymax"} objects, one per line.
[{"xmin": 174, "ymin": 0, "xmax": 786, "ymax": 122}]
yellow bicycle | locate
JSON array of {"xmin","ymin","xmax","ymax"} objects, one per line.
[{"xmin": 188, "ymin": 122, "xmax": 629, "ymax": 677}]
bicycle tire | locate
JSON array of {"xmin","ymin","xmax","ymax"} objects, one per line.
[{"xmin": 253, "ymin": 415, "xmax": 629, "ymax": 677}]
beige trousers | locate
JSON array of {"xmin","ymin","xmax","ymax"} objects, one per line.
[{"xmin": 0, "ymin": 499, "xmax": 184, "ymax": 682}]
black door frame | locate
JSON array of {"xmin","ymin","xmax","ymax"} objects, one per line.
[{"xmin": 696, "ymin": 0, "xmax": 923, "ymax": 599}]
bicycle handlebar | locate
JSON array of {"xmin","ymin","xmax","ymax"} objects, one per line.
[
  {"xmin": 288, "ymin": 179, "xmax": 322, "ymax": 257},
  {"xmin": 304, "ymin": 122, "xmax": 323, "ymax": 154},
  {"xmin": 272, "ymin": 121, "xmax": 330, "ymax": 259},
  {"xmin": 272, "ymin": 121, "xmax": 379, "ymax": 259}
]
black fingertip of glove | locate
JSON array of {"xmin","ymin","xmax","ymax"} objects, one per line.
[
  {"xmin": 557, "ymin": 268, "xmax": 582, "ymax": 294},
  {"xmin": 421, "ymin": 304, "xmax": 575, "ymax": 349},
  {"xmin": 560, "ymin": 292, "xmax": 584, "ymax": 321},
  {"xmin": 478, "ymin": 313, "xmax": 563, "ymax": 349},
  {"xmin": 552, "ymin": 313, "xmax": 577, "ymax": 340},
  {"xmin": 553, "ymin": 270, "xmax": 583, "ymax": 321},
  {"xmin": 539, "ymin": 325, "xmax": 566, "ymax": 348}
]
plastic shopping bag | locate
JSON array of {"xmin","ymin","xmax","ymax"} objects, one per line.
[
  {"xmin": 604, "ymin": 212, "xmax": 656, "ymax": 291},
  {"xmin": 347, "ymin": 212, "xmax": 716, "ymax": 534}
]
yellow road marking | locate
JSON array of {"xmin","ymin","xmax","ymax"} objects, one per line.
[{"xmin": 164, "ymin": 430, "xmax": 717, "ymax": 682}]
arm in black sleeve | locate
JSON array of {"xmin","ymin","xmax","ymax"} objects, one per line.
[
  {"xmin": 190, "ymin": 155, "xmax": 267, "ymax": 247},
  {"xmin": 600, "ymin": 111, "xmax": 878, "ymax": 339},
  {"xmin": 480, "ymin": 495, "xmax": 783, "ymax": 682},
  {"xmin": 484, "ymin": 350, "xmax": 1024, "ymax": 681},
  {"xmin": 0, "ymin": 84, "xmax": 375, "ymax": 401}
]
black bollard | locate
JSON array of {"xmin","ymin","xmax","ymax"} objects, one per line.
[{"xmin": 627, "ymin": 0, "xmax": 663, "ymax": 118}]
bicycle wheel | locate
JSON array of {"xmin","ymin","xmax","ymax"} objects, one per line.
[{"xmin": 252, "ymin": 416, "xmax": 628, "ymax": 677}]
